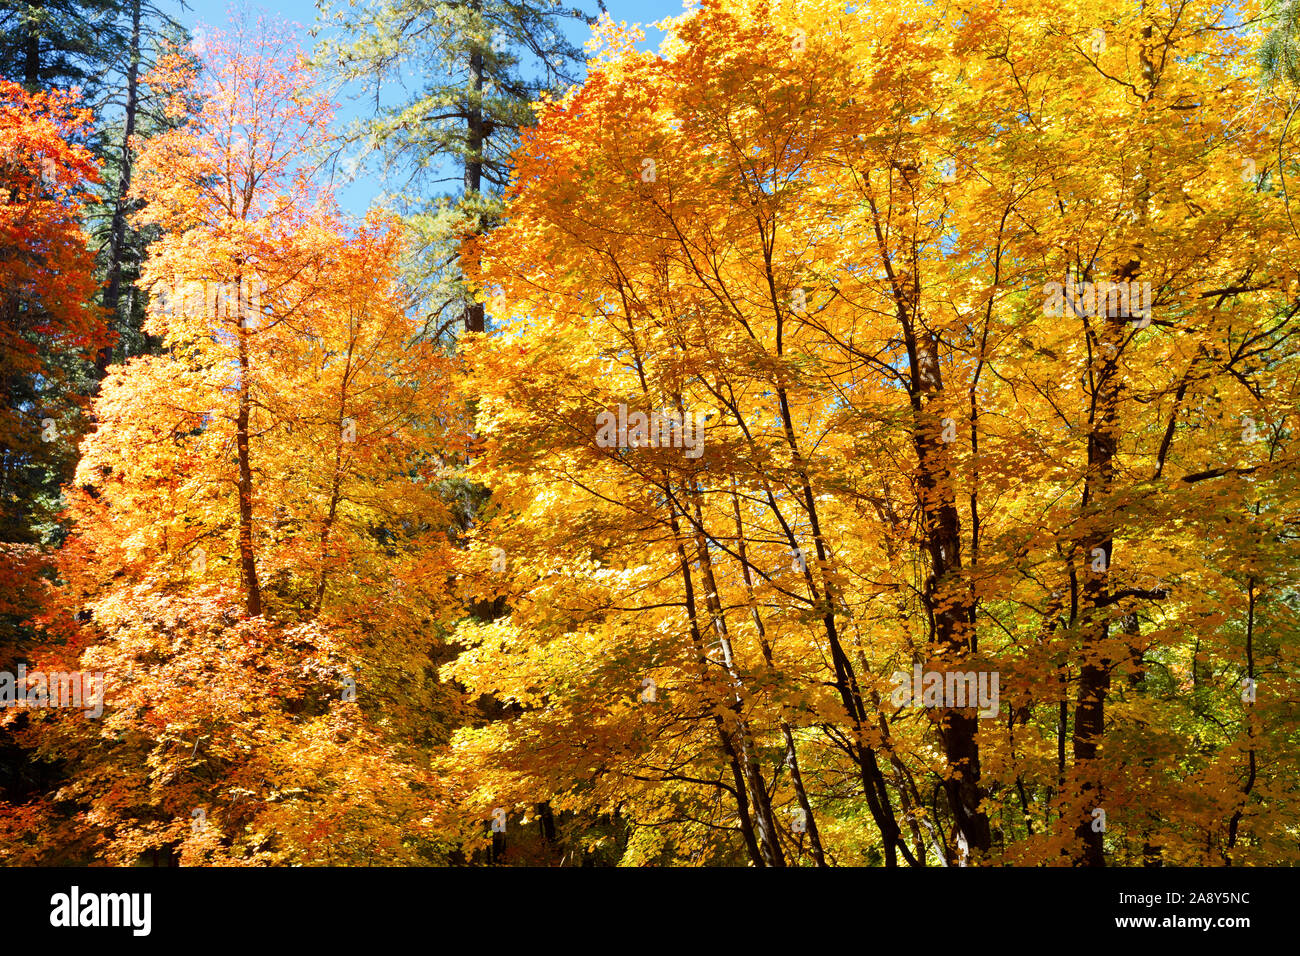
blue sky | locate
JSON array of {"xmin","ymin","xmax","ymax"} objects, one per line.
[{"xmin": 160, "ymin": 0, "xmax": 687, "ymax": 215}]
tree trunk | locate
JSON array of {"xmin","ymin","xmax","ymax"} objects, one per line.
[
  {"xmin": 1226, "ymin": 579, "xmax": 1257, "ymax": 857},
  {"xmin": 911, "ymin": 325, "xmax": 990, "ymax": 862},
  {"xmin": 731, "ymin": 485, "xmax": 827, "ymax": 866},
  {"xmin": 867, "ymin": 163, "xmax": 990, "ymax": 860},
  {"xmin": 236, "ymin": 321, "xmax": 262, "ymax": 617},
  {"xmin": 1070, "ymin": 17, "xmax": 1156, "ymax": 866},
  {"xmin": 754, "ymin": 241, "xmax": 908, "ymax": 865},
  {"xmin": 96, "ymin": 0, "xmax": 142, "ymax": 378},
  {"xmin": 669, "ymin": 506, "xmax": 766, "ymax": 866},
  {"xmin": 688, "ymin": 484, "xmax": 785, "ymax": 867},
  {"xmin": 314, "ymin": 350, "xmax": 355, "ymax": 616},
  {"xmin": 23, "ymin": 1, "xmax": 42, "ymax": 89},
  {"xmin": 462, "ymin": 9, "xmax": 485, "ymax": 334},
  {"xmin": 1071, "ymin": 296, "xmax": 1122, "ymax": 867}
]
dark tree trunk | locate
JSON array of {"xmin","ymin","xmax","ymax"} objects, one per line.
[
  {"xmin": 236, "ymin": 321, "xmax": 262, "ymax": 618},
  {"xmin": 463, "ymin": 6, "xmax": 485, "ymax": 334},
  {"xmin": 96, "ymin": 0, "xmax": 142, "ymax": 377},
  {"xmin": 870, "ymin": 163, "xmax": 990, "ymax": 859},
  {"xmin": 1071, "ymin": 264, "xmax": 1131, "ymax": 867},
  {"xmin": 23, "ymin": 1, "xmax": 42, "ymax": 89},
  {"xmin": 669, "ymin": 507, "xmax": 766, "ymax": 867}
]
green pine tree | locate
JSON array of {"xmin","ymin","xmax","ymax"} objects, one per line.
[{"xmin": 315, "ymin": 0, "xmax": 602, "ymax": 336}]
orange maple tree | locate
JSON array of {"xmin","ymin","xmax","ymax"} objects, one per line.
[
  {"xmin": 7, "ymin": 23, "xmax": 465, "ymax": 866},
  {"xmin": 0, "ymin": 79, "xmax": 107, "ymax": 542}
]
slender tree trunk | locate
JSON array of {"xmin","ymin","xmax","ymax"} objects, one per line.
[
  {"xmin": 866, "ymin": 164, "xmax": 990, "ymax": 859},
  {"xmin": 751, "ymin": 245, "xmax": 908, "ymax": 865},
  {"xmin": 314, "ymin": 349, "xmax": 355, "ymax": 616},
  {"xmin": 537, "ymin": 801, "xmax": 558, "ymax": 852},
  {"xmin": 314, "ymin": 464, "xmax": 343, "ymax": 615},
  {"xmin": 668, "ymin": 504, "xmax": 765, "ymax": 866},
  {"xmin": 730, "ymin": 485, "xmax": 827, "ymax": 866},
  {"xmin": 235, "ymin": 321, "xmax": 261, "ymax": 617},
  {"xmin": 23, "ymin": 1, "xmax": 42, "ymax": 89},
  {"xmin": 687, "ymin": 484, "xmax": 784, "ymax": 867},
  {"xmin": 1120, "ymin": 612, "xmax": 1162, "ymax": 865},
  {"xmin": 463, "ymin": 5, "xmax": 485, "ymax": 334},
  {"xmin": 97, "ymin": 0, "xmax": 142, "ymax": 377},
  {"xmin": 623, "ymin": 315, "xmax": 765, "ymax": 865},
  {"xmin": 1226, "ymin": 579, "xmax": 1258, "ymax": 857},
  {"xmin": 908, "ymin": 323, "xmax": 990, "ymax": 862},
  {"xmin": 1071, "ymin": 13, "xmax": 1157, "ymax": 869},
  {"xmin": 1071, "ymin": 274, "xmax": 1126, "ymax": 867}
]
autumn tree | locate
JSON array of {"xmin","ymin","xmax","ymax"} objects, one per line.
[
  {"xmin": 0, "ymin": 75, "xmax": 107, "ymax": 861},
  {"xmin": 1, "ymin": 0, "xmax": 197, "ymax": 378},
  {"xmin": 0, "ymin": 79, "xmax": 106, "ymax": 544},
  {"xmin": 450, "ymin": 0, "xmax": 1300, "ymax": 867},
  {"xmin": 6, "ymin": 19, "xmax": 465, "ymax": 866}
]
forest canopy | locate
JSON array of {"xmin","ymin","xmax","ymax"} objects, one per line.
[{"xmin": 0, "ymin": 0, "xmax": 1298, "ymax": 868}]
